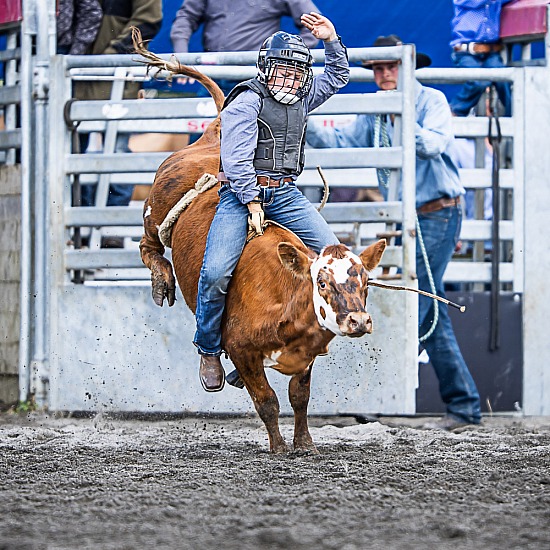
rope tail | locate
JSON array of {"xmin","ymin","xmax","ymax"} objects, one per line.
[
  {"xmin": 316, "ymin": 166, "xmax": 330, "ymax": 212},
  {"xmin": 130, "ymin": 27, "xmax": 225, "ymax": 115},
  {"xmin": 367, "ymin": 280, "xmax": 466, "ymax": 313}
]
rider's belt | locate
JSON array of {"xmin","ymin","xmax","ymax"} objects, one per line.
[
  {"xmin": 217, "ymin": 171, "xmax": 229, "ymax": 183},
  {"xmin": 453, "ymin": 42, "xmax": 503, "ymax": 55},
  {"xmin": 257, "ymin": 176, "xmax": 294, "ymax": 188},
  {"xmin": 217, "ymin": 172, "xmax": 293, "ymax": 188},
  {"xmin": 417, "ymin": 196, "xmax": 461, "ymax": 214}
]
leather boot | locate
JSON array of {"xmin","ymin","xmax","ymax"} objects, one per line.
[{"xmin": 199, "ymin": 355, "xmax": 225, "ymax": 392}]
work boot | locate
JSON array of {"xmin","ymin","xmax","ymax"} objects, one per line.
[
  {"xmin": 199, "ymin": 355, "xmax": 225, "ymax": 392},
  {"xmin": 421, "ymin": 414, "xmax": 475, "ymax": 431}
]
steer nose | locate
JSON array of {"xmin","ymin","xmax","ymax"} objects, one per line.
[{"xmin": 343, "ymin": 312, "xmax": 373, "ymax": 336}]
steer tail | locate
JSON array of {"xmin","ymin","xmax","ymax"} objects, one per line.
[
  {"xmin": 131, "ymin": 27, "xmax": 225, "ymax": 114},
  {"xmin": 132, "ymin": 28, "xmax": 222, "ymax": 308}
]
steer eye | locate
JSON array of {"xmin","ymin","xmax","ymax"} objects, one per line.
[{"xmin": 318, "ymin": 280, "xmax": 327, "ymax": 289}]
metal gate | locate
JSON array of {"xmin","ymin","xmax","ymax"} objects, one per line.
[
  {"xmin": 34, "ymin": 45, "xmax": 420, "ymax": 414},
  {"xmin": 10, "ymin": 10, "xmax": 550, "ymax": 415}
]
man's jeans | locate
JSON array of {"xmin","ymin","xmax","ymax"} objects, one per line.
[
  {"xmin": 194, "ymin": 182, "xmax": 339, "ymax": 356},
  {"xmin": 450, "ymin": 51, "xmax": 511, "ymax": 117},
  {"xmin": 417, "ymin": 205, "xmax": 482, "ymax": 424}
]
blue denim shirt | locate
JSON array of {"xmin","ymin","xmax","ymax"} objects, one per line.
[
  {"xmin": 306, "ymin": 81, "xmax": 464, "ymax": 208},
  {"xmin": 450, "ymin": 0, "xmax": 514, "ymax": 47},
  {"xmin": 220, "ymin": 38, "xmax": 349, "ymax": 204}
]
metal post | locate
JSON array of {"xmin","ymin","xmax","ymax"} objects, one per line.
[
  {"xmin": 29, "ymin": 0, "xmax": 55, "ymax": 406},
  {"xmin": 18, "ymin": 0, "xmax": 37, "ymax": 403}
]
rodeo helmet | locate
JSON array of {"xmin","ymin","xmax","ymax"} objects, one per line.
[{"xmin": 257, "ymin": 31, "xmax": 313, "ymax": 105}]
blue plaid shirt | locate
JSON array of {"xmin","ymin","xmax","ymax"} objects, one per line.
[
  {"xmin": 220, "ymin": 38, "xmax": 349, "ymax": 204},
  {"xmin": 450, "ymin": 0, "xmax": 515, "ymax": 48}
]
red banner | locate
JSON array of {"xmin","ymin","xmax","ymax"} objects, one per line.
[
  {"xmin": 0, "ymin": 0, "xmax": 23, "ymax": 27},
  {"xmin": 501, "ymin": 0, "xmax": 549, "ymax": 39}
]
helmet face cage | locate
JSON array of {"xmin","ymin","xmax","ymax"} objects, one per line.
[
  {"xmin": 264, "ymin": 58, "xmax": 313, "ymax": 105},
  {"xmin": 257, "ymin": 32, "xmax": 313, "ymax": 105}
]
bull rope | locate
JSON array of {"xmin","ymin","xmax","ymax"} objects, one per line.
[
  {"xmin": 158, "ymin": 173, "xmax": 219, "ymax": 248},
  {"xmin": 367, "ymin": 280, "xmax": 466, "ymax": 312}
]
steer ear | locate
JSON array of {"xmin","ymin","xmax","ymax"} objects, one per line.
[
  {"xmin": 277, "ymin": 242, "xmax": 312, "ymax": 279},
  {"xmin": 359, "ymin": 238, "xmax": 387, "ymax": 272}
]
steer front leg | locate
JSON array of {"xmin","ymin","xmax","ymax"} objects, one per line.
[
  {"xmin": 289, "ymin": 364, "xmax": 318, "ymax": 454},
  {"xmin": 235, "ymin": 359, "xmax": 289, "ymax": 454}
]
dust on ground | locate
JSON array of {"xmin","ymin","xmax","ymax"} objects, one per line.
[{"xmin": 1, "ymin": 412, "xmax": 549, "ymax": 550}]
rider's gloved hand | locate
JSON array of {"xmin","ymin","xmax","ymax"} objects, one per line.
[{"xmin": 247, "ymin": 199, "xmax": 265, "ymax": 237}]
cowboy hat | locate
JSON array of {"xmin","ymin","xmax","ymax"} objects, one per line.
[{"xmin": 362, "ymin": 34, "xmax": 432, "ymax": 69}]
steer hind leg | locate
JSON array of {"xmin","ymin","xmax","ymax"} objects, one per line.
[
  {"xmin": 235, "ymin": 360, "xmax": 289, "ymax": 454},
  {"xmin": 289, "ymin": 363, "xmax": 318, "ymax": 454}
]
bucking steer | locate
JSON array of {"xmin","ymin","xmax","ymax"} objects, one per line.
[{"xmin": 136, "ymin": 37, "xmax": 386, "ymax": 454}]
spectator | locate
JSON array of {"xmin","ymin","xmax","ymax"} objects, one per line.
[
  {"xmin": 74, "ymin": 0, "xmax": 162, "ymax": 223},
  {"xmin": 195, "ymin": 13, "xmax": 349, "ymax": 392},
  {"xmin": 170, "ymin": 0, "xmax": 321, "ymax": 96},
  {"xmin": 56, "ymin": 0, "xmax": 102, "ymax": 55},
  {"xmin": 307, "ymin": 35, "xmax": 482, "ymax": 430},
  {"xmin": 449, "ymin": 0, "xmax": 513, "ymax": 117}
]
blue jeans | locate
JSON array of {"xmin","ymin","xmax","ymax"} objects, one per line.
[
  {"xmin": 450, "ymin": 51, "xmax": 511, "ymax": 117},
  {"xmin": 194, "ymin": 182, "xmax": 339, "ymax": 356},
  {"xmin": 79, "ymin": 133, "xmax": 135, "ymax": 207},
  {"xmin": 417, "ymin": 205, "xmax": 481, "ymax": 424}
]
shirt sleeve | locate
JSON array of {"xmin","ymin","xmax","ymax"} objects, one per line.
[
  {"xmin": 415, "ymin": 91, "xmax": 454, "ymax": 160},
  {"xmin": 306, "ymin": 38, "xmax": 349, "ymax": 113},
  {"xmin": 170, "ymin": 0, "xmax": 205, "ymax": 53},
  {"xmin": 286, "ymin": 0, "xmax": 321, "ymax": 49},
  {"xmin": 220, "ymin": 91, "xmax": 263, "ymax": 204},
  {"xmin": 306, "ymin": 115, "xmax": 373, "ymax": 148},
  {"xmin": 70, "ymin": 0, "xmax": 102, "ymax": 55}
]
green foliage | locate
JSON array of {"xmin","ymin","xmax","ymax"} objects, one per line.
[{"xmin": 12, "ymin": 399, "xmax": 37, "ymax": 414}]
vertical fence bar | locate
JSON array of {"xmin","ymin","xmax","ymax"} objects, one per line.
[{"xmin": 18, "ymin": 0, "xmax": 36, "ymax": 403}]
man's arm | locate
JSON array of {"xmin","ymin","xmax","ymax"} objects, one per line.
[
  {"xmin": 300, "ymin": 14, "xmax": 349, "ymax": 112},
  {"xmin": 104, "ymin": 0, "xmax": 162, "ymax": 54},
  {"xmin": 170, "ymin": 0, "xmax": 206, "ymax": 53},
  {"xmin": 220, "ymin": 91, "xmax": 263, "ymax": 205},
  {"xmin": 307, "ymin": 116, "xmax": 373, "ymax": 149},
  {"xmin": 70, "ymin": 0, "xmax": 102, "ymax": 55},
  {"xmin": 415, "ymin": 90, "xmax": 454, "ymax": 159}
]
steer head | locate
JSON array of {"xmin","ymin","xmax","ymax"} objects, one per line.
[{"xmin": 277, "ymin": 239, "xmax": 387, "ymax": 337}]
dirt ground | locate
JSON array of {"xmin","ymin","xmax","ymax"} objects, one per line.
[{"xmin": 1, "ymin": 412, "xmax": 549, "ymax": 550}]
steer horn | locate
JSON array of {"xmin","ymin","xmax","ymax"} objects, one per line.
[{"xmin": 367, "ymin": 281, "xmax": 466, "ymax": 313}]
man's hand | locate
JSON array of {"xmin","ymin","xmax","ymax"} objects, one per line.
[
  {"xmin": 247, "ymin": 201, "xmax": 265, "ymax": 237},
  {"xmin": 301, "ymin": 12, "xmax": 337, "ymax": 43}
]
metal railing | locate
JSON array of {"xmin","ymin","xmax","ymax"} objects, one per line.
[
  {"xmin": 56, "ymin": 45, "xmax": 419, "ymax": 287},
  {"xmin": 56, "ymin": 57, "xmax": 521, "ymax": 293},
  {"xmin": 0, "ymin": 23, "xmax": 22, "ymax": 164}
]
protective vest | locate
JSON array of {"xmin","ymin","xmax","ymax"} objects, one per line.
[{"xmin": 223, "ymin": 79, "xmax": 307, "ymax": 174}]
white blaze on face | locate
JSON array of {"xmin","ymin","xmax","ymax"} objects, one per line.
[{"xmin": 310, "ymin": 249, "xmax": 366, "ymax": 335}]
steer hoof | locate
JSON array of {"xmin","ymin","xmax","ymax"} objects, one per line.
[
  {"xmin": 226, "ymin": 369, "xmax": 245, "ymax": 389},
  {"xmin": 151, "ymin": 279, "xmax": 175, "ymax": 307}
]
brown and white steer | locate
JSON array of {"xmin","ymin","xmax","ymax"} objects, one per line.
[{"xmin": 138, "ymin": 57, "xmax": 385, "ymax": 453}]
